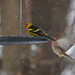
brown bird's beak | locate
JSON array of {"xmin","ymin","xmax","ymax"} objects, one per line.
[
  {"xmin": 51, "ymin": 38, "xmax": 56, "ymax": 41},
  {"xmin": 50, "ymin": 36, "xmax": 56, "ymax": 41},
  {"xmin": 50, "ymin": 37, "xmax": 56, "ymax": 41}
]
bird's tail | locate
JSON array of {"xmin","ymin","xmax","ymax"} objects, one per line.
[
  {"xmin": 46, "ymin": 36, "xmax": 56, "ymax": 41},
  {"xmin": 63, "ymin": 54, "xmax": 74, "ymax": 62}
]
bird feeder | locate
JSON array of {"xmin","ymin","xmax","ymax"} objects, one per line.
[{"xmin": 0, "ymin": 0, "xmax": 48, "ymax": 45}]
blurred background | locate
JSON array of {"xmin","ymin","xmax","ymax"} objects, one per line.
[{"xmin": 0, "ymin": 0, "xmax": 75, "ymax": 75}]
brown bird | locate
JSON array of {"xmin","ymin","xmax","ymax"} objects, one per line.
[{"xmin": 51, "ymin": 37, "xmax": 73, "ymax": 61}]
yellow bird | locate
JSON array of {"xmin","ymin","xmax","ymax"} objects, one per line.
[{"xmin": 24, "ymin": 23, "xmax": 56, "ymax": 41}]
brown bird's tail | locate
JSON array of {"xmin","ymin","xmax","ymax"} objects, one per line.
[{"xmin": 63, "ymin": 54, "xmax": 74, "ymax": 62}]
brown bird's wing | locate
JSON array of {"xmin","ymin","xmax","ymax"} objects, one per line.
[
  {"xmin": 57, "ymin": 46, "xmax": 73, "ymax": 61},
  {"xmin": 56, "ymin": 46, "xmax": 66, "ymax": 54}
]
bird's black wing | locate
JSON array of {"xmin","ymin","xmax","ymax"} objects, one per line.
[
  {"xmin": 29, "ymin": 25, "xmax": 47, "ymax": 36},
  {"xmin": 28, "ymin": 25, "xmax": 39, "ymax": 30},
  {"xmin": 34, "ymin": 29, "xmax": 46, "ymax": 36}
]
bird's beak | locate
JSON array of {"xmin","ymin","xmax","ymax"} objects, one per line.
[
  {"xmin": 50, "ymin": 37, "xmax": 56, "ymax": 41},
  {"xmin": 52, "ymin": 39, "xmax": 56, "ymax": 41}
]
